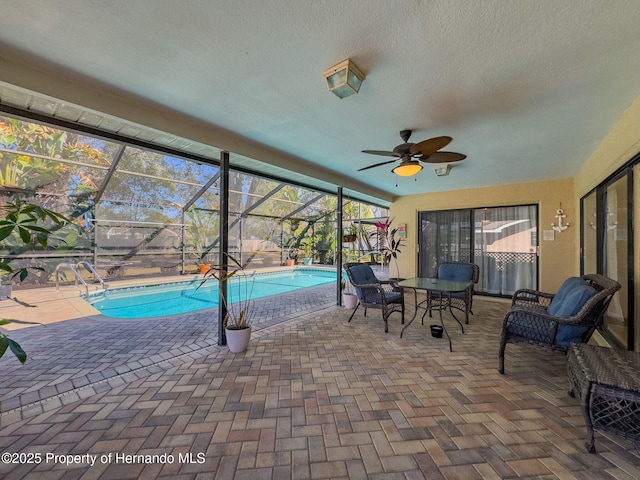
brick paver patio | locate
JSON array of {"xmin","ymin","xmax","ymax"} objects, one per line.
[{"xmin": 1, "ymin": 286, "xmax": 640, "ymax": 479}]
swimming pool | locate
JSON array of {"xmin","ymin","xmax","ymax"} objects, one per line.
[{"xmin": 87, "ymin": 268, "xmax": 338, "ymax": 319}]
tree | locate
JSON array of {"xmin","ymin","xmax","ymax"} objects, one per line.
[{"xmin": 0, "ymin": 200, "xmax": 68, "ymax": 363}]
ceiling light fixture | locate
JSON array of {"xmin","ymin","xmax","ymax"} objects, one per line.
[
  {"xmin": 322, "ymin": 59, "xmax": 365, "ymax": 98},
  {"xmin": 392, "ymin": 160, "xmax": 423, "ymax": 177},
  {"xmin": 433, "ymin": 164, "xmax": 451, "ymax": 176}
]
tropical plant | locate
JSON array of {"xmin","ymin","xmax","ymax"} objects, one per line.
[
  {"xmin": 0, "ymin": 200, "xmax": 69, "ymax": 363},
  {"xmin": 0, "ymin": 200, "xmax": 68, "ymax": 281},
  {"xmin": 374, "ymin": 218, "xmax": 405, "ymax": 279},
  {"xmin": 300, "ymin": 237, "xmax": 314, "ymax": 259},
  {"xmin": 198, "ymin": 252, "xmax": 257, "ymax": 330}
]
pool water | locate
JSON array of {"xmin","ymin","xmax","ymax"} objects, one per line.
[{"xmin": 87, "ymin": 269, "xmax": 337, "ymax": 319}]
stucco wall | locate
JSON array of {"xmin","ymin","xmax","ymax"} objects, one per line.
[
  {"xmin": 389, "ymin": 178, "xmax": 575, "ymax": 293},
  {"xmin": 574, "ymin": 95, "xmax": 640, "ymax": 198}
]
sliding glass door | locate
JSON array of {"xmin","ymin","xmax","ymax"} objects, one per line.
[
  {"xmin": 582, "ymin": 169, "xmax": 633, "ymax": 349},
  {"xmin": 418, "ymin": 209, "xmax": 472, "ymax": 277},
  {"xmin": 475, "ymin": 205, "xmax": 537, "ymax": 295},
  {"xmin": 418, "ymin": 205, "xmax": 538, "ymax": 296},
  {"xmin": 581, "ymin": 163, "xmax": 637, "ymax": 351}
]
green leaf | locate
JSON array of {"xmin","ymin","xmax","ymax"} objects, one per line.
[
  {"xmin": 18, "ymin": 269, "xmax": 28, "ymax": 282},
  {"xmin": 36, "ymin": 235, "xmax": 48, "ymax": 249},
  {"xmin": 8, "ymin": 339, "xmax": 26, "ymax": 363},
  {"xmin": 0, "ymin": 336, "xmax": 9, "ymax": 358},
  {"xmin": 18, "ymin": 226, "xmax": 31, "ymax": 244},
  {"xmin": 26, "ymin": 225, "xmax": 50, "ymax": 234},
  {"xmin": 0, "ymin": 225, "xmax": 14, "ymax": 241}
]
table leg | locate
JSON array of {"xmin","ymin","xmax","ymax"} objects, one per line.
[
  {"xmin": 400, "ymin": 288, "xmax": 419, "ymax": 338},
  {"xmin": 447, "ymin": 299, "xmax": 465, "ymax": 334},
  {"xmin": 438, "ymin": 293, "xmax": 452, "ymax": 352}
]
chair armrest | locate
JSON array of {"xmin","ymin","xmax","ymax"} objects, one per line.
[
  {"xmin": 379, "ymin": 280, "xmax": 402, "ymax": 292},
  {"xmin": 353, "ymin": 283, "xmax": 384, "ymax": 303},
  {"xmin": 512, "ymin": 288, "xmax": 554, "ymax": 308},
  {"xmin": 502, "ymin": 306, "xmax": 559, "ymax": 344}
]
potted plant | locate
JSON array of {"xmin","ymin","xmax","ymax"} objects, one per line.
[
  {"xmin": 342, "ymin": 224, "xmax": 358, "ymax": 243},
  {"xmin": 374, "ymin": 218, "xmax": 405, "ymax": 280},
  {"xmin": 198, "ymin": 253, "xmax": 256, "ymax": 353},
  {"xmin": 286, "ymin": 247, "xmax": 298, "ymax": 266},
  {"xmin": 301, "ymin": 237, "xmax": 313, "ymax": 265},
  {"xmin": 341, "ymin": 278, "xmax": 358, "ymax": 309}
]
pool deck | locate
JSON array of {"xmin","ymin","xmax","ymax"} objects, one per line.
[
  {"xmin": 2, "ymin": 277, "xmax": 640, "ymax": 479},
  {"xmin": 1, "ymin": 273, "xmax": 338, "ymax": 415}
]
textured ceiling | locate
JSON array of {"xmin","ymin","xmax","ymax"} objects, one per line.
[{"xmin": 0, "ymin": 0, "xmax": 639, "ymax": 203}]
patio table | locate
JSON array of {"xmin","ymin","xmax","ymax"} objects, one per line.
[{"xmin": 397, "ymin": 277, "xmax": 472, "ymax": 351}]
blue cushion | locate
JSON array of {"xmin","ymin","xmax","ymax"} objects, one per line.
[
  {"xmin": 548, "ymin": 284, "xmax": 597, "ymax": 317},
  {"xmin": 548, "ymin": 277, "xmax": 586, "ymax": 314},
  {"xmin": 384, "ymin": 292, "xmax": 402, "ymax": 303},
  {"xmin": 438, "ymin": 263, "xmax": 473, "ymax": 282},
  {"xmin": 555, "ymin": 324, "xmax": 591, "ymax": 347},
  {"xmin": 350, "ymin": 265, "xmax": 378, "ymax": 285}
]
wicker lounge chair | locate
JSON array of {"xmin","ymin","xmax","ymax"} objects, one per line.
[
  {"xmin": 498, "ymin": 274, "xmax": 621, "ymax": 374},
  {"xmin": 344, "ymin": 263, "xmax": 405, "ymax": 333}
]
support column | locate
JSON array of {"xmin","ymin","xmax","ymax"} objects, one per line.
[
  {"xmin": 218, "ymin": 151, "xmax": 230, "ymax": 346},
  {"xmin": 337, "ymin": 187, "xmax": 343, "ymax": 306}
]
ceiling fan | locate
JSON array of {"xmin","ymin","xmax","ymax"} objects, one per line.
[{"xmin": 359, "ymin": 129, "xmax": 466, "ymax": 176}]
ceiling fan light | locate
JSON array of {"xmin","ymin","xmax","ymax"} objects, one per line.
[
  {"xmin": 322, "ymin": 59, "xmax": 365, "ymax": 98},
  {"xmin": 392, "ymin": 161, "xmax": 423, "ymax": 177}
]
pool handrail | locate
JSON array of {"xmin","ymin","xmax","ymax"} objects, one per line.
[
  {"xmin": 351, "ymin": 251, "xmax": 386, "ymax": 272},
  {"xmin": 55, "ymin": 262, "xmax": 89, "ymax": 296},
  {"xmin": 75, "ymin": 261, "xmax": 105, "ymax": 291}
]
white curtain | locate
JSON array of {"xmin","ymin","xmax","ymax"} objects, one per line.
[
  {"xmin": 476, "ymin": 205, "xmax": 537, "ymax": 296},
  {"xmin": 604, "ymin": 189, "xmax": 624, "ymax": 321}
]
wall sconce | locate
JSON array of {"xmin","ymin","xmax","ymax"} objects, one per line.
[
  {"xmin": 551, "ymin": 205, "xmax": 569, "ymax": 233},
  {"xmin": 322, "ymin": 59, "xmax": 365, "ymax": 98}
]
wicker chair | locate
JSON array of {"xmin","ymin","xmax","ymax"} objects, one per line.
[
  {"xmin": 344, "ymin": 263, "xmax": 405, "ymax": 333},
  {"xmin": 428, "ymin": 262, "xmax": 479, "ymax": 324},
  {"xmin": 498, "ymin": 274, "xmax": 621, "ymax": 374}
]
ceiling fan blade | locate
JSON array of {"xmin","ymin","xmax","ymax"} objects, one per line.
[
  {"xmin": 357, "ymin": 159, "xmax": 398, "ymax": 171},
  {"xmin": 418, "ymin": 151, "xmax": 467, "ymax": 163},
  {"xmin": 409, "ymin": 136, "xmax": 452, "ymax": 156},
  {"xmin": 361, "ymin": 150, "xmax": 400, "ymax": 157}
]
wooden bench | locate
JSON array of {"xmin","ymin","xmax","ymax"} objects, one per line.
[{"xmin": 567, "ymin": 343, "xmax": 640, "ymax": 452}]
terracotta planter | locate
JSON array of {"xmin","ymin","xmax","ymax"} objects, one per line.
[
  {"xmin": 225, "ymin": 326, "xmax": 251, "ymax": 353},
  {"xmin": 285, "ymin": 259, "xmax": 296, "ymax": 266}
]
